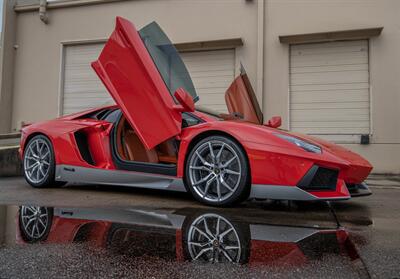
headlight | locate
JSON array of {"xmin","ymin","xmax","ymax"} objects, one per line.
[{"xmin": 274, "ymin": 134, "xmax": 322, "ymax": 154}]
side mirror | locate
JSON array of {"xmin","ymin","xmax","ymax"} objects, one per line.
[
  {"xmin": 265, "ymin": 116, "xmax": 282, "ymax": 128},
  {"xmin": 174, "ymin": 88, "xmax": 195, "ymax": 112}
]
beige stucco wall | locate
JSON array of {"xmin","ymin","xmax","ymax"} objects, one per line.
[
  {"xmin": 4, "ymin": 0, "xmax": 400, "ymax": 173},
  {"xmin": 11, "ymin": 0, "xmax": 258, "ymax": 130},
  {"xmin": 263, "ymin": 0, "xmax": 400, "ymax": 173}
]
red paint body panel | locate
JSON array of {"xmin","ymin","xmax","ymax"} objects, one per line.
[{"xmin": 92, "ymin": 17, "xmax": 181, "ymax": 150}]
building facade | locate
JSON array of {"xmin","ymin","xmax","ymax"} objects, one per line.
[{"xmin": 1, "ymin": 0, "xmax": 399, "ymax": 173}]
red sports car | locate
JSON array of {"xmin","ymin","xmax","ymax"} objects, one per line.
[{"xmin": 19, "ymin": 17, "xmax": 372, "ymax": 206}]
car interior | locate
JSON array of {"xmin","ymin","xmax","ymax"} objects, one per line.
[
  {"xmin": 82, "ymin": 107, "xmax": 202, "ymax": 167},
  {"xmin": 115, "ymin": 115, "xmax": 178, "ymax": 165}
]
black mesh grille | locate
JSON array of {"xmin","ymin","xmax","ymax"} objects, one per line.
[
  {"xmin": 298, "ymin": 166, "xmax": 338, "ymax": 191},
  {"xmin": 74, "ymin": 131, "xmax": 95, "ymax": 165}
]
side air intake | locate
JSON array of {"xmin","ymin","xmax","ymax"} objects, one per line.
[{"xmin": 297, "ymin": 165, "xmax": 338, "ymax": 191}]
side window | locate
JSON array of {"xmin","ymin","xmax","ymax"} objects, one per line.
[
  {"xmin": 182, "ymin": 113, "xmax": 202, "ymax": 128},
  {"xmin": 102, "ymin": 109, "xmax": 121, "ymax": 123}
]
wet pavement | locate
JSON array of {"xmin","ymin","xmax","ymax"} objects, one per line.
[{"xmin": 0, "ymin": 177, "xmax": 399, "ymax": 278}]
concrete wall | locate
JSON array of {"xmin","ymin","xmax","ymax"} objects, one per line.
[
  {"xmin": 0, "ymin": 206, "xmax": 18, "ymax": 246},
  {"xmin": 0, "ymin": 147, "xmax": 22, "ymax": 177},
  {"xmin": 263, "ymin": 0, "xmax": 400, "ymax": 173},
  {"xmin": 10, "ymin": 0, "xmax": 259, "ymax": 129}
]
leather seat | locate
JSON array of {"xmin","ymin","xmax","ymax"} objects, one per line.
[
  {"xmin": 157, "ymin": 139, "xmax": 178, "ymax": 164},
  {"xmin": 117, "ymin": 116, "xmax": 158, "ymax": 163},
  {"xmin": 124, "ymin": 129, "xmax": 158, "ymax": 163}
]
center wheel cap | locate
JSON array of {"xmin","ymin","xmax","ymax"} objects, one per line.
[{"xmin": 212, "ymin": 240, "xmax": 219, "ymax": 247}]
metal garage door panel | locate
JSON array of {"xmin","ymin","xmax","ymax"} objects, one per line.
[
  {"xmin": 63, "ymin": 46, "xmax": 234, "ymax": 115},
  {"xmin": 62, "ymin": 43, "xmax": 113, "ymax": 115},
  {"xmin": 289, "ymin": 40, "xmax": 370, "ymax": 142},
  {"xmin": 181, "ymin": 49, "xmax": 235, "ymax": 113}
]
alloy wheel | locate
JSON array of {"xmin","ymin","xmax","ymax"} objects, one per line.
[
  {"xmin": 24, "ymin": 138, "xmax": 51, "ymax": 184},
  {"xmin": 188, "ymin": 140, "xmax": 242, "ymax": 203},
  {"xmin": 187, "ymin": 213, "xmax": 241, "ymax": 263},
  {"xmin": 20, "ymin": 206, "xmax": 50, "ymax": 240}
]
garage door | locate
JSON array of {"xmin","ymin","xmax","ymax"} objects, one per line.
[
  {"xmin": 62, "ymin": 44, "xmax": 113, "ymax": 115},
  {"xmin": 62, "ymin": 45, "xmax": 234, "ymax": 115},
  {"xmin": 289, "ymin": 40, "xmax": 370, "ymax": 143},
  {"xmin": 181, "ymin": 49, "xmax": 235, "ymax": 112}
]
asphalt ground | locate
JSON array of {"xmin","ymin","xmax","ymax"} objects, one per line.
[{"xmin": 0, "ymin": 177, "xmax": 399, "ymax": 278}]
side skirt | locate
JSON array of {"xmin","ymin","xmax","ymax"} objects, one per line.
[
  {"xmin": 55, "ymin": 165, "xmax": 351, "ymax": 201},
  {"xmin": 55, "ymin": 165, "xmax": 186, "ymax": 192}
]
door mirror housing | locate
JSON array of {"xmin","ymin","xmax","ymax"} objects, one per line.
[
  {"xmin": 265, "ymin": 116, "xmax": 282, "ymax": 128},
  {"xmin": 174, "ymin": 88, "xmax": 195, "ymax": 112}
]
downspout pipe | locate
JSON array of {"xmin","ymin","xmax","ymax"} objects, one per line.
[
  {"xmin": 39, "ymin": 0, "xmax": 48, "ymax": 24},
  {"xmin": 256, "ymin": 0, "xmax": 265, "ymax": 116}
]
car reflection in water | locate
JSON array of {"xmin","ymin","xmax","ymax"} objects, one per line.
[{"xmin": 18, "ymin": 205, "xmax": 362, "ymax": 267}]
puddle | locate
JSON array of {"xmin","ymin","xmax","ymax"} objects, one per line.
[{"xmin": 0, "ymin": 204, "xmax": 371, "ymax": 278}]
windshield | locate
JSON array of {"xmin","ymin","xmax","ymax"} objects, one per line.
[{"xmin": 139, "ymin": 22, "xmax": 199, "ymax": 103}]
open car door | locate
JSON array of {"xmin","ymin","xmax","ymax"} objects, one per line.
[
  {"xmin": 92, "ymin": 17, "xmax": 196, "ymax": 150},
  {"xmin": 225, "ymin": 66, "xmax": 263, "ymax": 125}
]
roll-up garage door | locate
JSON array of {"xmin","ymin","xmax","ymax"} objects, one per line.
[
  {"xmin": 62, "ymin": 44, "xmax": 113, "ymax": 115},
  {"xmin": 62, "ymin": 45, "xmax": 235, "ymax": 115},
  {"xmin": 180, "ymin": 49, "xmax": 235, "ymax": 113},
  {"xmin": 289, "ymin": 40, "xmax": 370, "ymax": 142}
]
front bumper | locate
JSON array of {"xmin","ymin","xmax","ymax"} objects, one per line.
[
  {"xmin": 249, "ymin": 180, "xmax": 371, "ymax": 201},
  {"xmin": 347, "ymin": 182, "xmax": 372, "ymax": 197}
]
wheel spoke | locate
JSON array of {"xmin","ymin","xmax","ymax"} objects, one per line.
[
  {"xmin": 193, "ymin": 226, "xmax": 212, "ymax": 241},
  {"xmin": 194, "ymin": 247, "xmax": 213, "ymax": 260},
  {"xmin": 35, "ymin": 166, "xmax": 40, "ymax": 181},
  {"xmin": 26, "ymin": 162, "xmax": 39, "ymax": 171},
  {"xmin": 224, "ymin": 246, "xmax": 240, "ymax": 250},
  {"xmin": 215, "ymin": 143, "xmax": 225, "ymax": 163},
  {"xmin": 189, "ymin": 241, "xmax": 209, "ymax": 248},
  {"xmin": 202, "ymin": 218, "xmax": 214, "ymax": 239},
  {"xmin": 196, "ymin": 151, "xmax": 213, "ymax": 168},
  {"xmin": 190, "ymin": 166, "xmax": 211, "ymax": 172},
  {"xmin": 42, "ymin": 150, "xmax": 50, "ymax": 159},
  {"xmin": 220, "ymin": 248, "xmax": 234, "ymax": 262},
  {"xmin": 24, "ymin": 218, "xmax": 35, "ymax": 231},
  {"xmin": 28, "ymin": 146, "xmax": 39, "ymax": 159},
  {"xmin": 193, "ymin": 173, "xmax": 213, "ymax": 186},
  {"xmin": 221, "ymin": 155, "xmax": 238, "ymax": 168},
  {"xmin": 203, "ymin": 176, "xmax": 215, "ymax": 198},
  {"xmin": 216, "ymin": 217, "xmax": 221, "ymax": 236},
  {"xmin": 39, "ymin": 166, "xmax": 46, "ymax": 177},
  {"xmin": 208, "ymin": 142, "xmax": 216, "ymax": 164},
  {"xmin": 220, "ymin": 176, "xmax": 234, "ymax": 192},
  {"xmin": 216, "ymin": 179, "xmax": 221, "ymax": 201},
  {"xmin": 36, "ymin": 141, "xmax": 40, "ymax": 154},
  {"xmin": 38, "ymin": 217, "xmax": 46, "ymax": 228},
  {"xmin": 224, "ymin": 169, "xmax": 240, "ymax": 176},
  {"xmin": 219, "ymin": 227, "xmax": 234, "ymax": 240}
]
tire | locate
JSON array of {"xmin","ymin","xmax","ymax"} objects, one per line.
[
  {"xmin": 182, "ymin": 211, "xmax": 250, "ymax": 263},
  {"xmin": 19, "ymin": 206, "xmax": 53, "ymax": 243},
  {"xmin": 184, "ymin": 135, "xmax": 250, "ymax": 206},
  {"xmin": 23, "ymin": 135, "xmax": 65, "ymax": 188}
]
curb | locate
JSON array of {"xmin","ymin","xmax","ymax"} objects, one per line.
[{"xmin": 0, "ymin": 146, "xmax": 23, "ymax": 177}]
